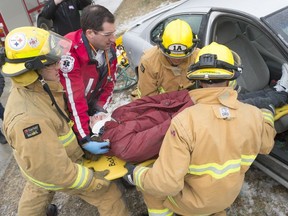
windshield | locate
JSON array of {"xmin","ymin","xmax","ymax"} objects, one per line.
[
  {"xmin": 150, "ymin": 14, "xmax": 203, "ymax": 45},
  {"xmin": 263, "ymin": 6, "xmax": 288, "ymax": 47}
]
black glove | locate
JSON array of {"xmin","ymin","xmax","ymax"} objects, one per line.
[
  {"xmin": 83, "ymin": 149, "xmax": 102, "ymax": 161},
  {"xmin": 94, "ymin": 169, "xmax": 110, "ymax": 180},
  {"xmin": 122, "ymin": 163, "xmax": 136, "ymax": 186}
]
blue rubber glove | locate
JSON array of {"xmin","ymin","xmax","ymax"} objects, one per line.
[{"xmin": 82, "ymin": 141, "xmax": 110, "ymax": 154}]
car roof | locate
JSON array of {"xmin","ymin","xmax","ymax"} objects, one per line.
[
  {"xmin": 181, "ymin": 0, "xmax": 287, "ymax": 18},
  {"xmin": 127, "ymin": 0, "xmax": 287, "ymax": 32}
]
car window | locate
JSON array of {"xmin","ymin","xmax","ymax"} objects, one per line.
[
  {"xmin": 150, "ymin": 14, "xmax": 203, "ymax": 45},
  {"xmin": 263, "ymin": 6, "xmax": 288, "ymax": 48}
]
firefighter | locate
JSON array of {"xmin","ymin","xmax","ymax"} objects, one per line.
[
  {"xmin": 135, "ymin": 19, "xmax": 200, "ymax": 98},
  {"xmin": 123, "ymin": 42, "xmax": 276, "ymax": 216},
  {"xmin": 1, "ymin": 26, "xmax": 128, "ymax": 216}
]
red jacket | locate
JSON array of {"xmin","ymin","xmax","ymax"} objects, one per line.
[
  {"xmin": 60, "ymin": 29, "xmax": 117, "ymax": 142},
  {"xmin": 103, "ymin": 90, "xmax": 194, "ymax": 162}
]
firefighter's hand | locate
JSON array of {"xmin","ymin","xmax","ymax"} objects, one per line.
[
  {"xmin": 94, "ymin": 169, "xmax": 110, "ymax": 180},
  {"xmin": 86, "ymin": 169, "xmax": 110, "ymax": 192},
  {"xmin": 82, "ymin": 140, "xmax": 110, "ymax": 154},
  {"xmin": 122, "ymin": 163, "xmax": 136, "ymax": 186}
]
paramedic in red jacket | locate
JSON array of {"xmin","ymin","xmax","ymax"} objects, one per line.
[{"xmin": 59, "ymin": 5, "xmax": 117, "ymax": 149}]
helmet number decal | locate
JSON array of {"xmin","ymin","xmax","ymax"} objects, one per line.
[
  {"xmin": 60, "ymin": 55, "xmax": 75, "ymax": 73},
  {"xmin": 8, "ymin": 33, "xmax": 26, "ymax": 50},
  {"xmin": 168, "ymin": 44, "xmax": 187, "ymax": 54}
]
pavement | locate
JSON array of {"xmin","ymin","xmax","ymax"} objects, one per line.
[
  {"xmin": 93, "ymin": 0, "xmax": 123, "ymax": 13},
  {"xmin": 0, "ymin": 77, "xmax": 12, "ymax": 179}
]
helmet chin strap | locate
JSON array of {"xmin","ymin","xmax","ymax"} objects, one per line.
[
  {"xmin": 166, "ymin": 57, "xmax": 180, "ymax": 67},
  {"xmin": 37, "ymin": 75, "xmax": 73, "ymax": 126}
]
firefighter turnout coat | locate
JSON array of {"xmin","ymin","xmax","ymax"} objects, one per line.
[
  {"xmin": 3, "ymin": 81, "xmax": 107, "ymax": 192},
  {"xmin": 137, "ymin": 46, "xmax": 200, "ymax": 97},
  {"xmin": 60, "ymin": 29, "xmax": 117, "ymax": 142},
  {"xmin": 134, "ymin": 87, "xmax": 276, "ymax": 216}
]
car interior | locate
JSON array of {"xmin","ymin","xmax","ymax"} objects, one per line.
[
  {"xmin": 150, "ymin": 14, "xmax": 203, "ymax": 46},
  {"xmin": 214, "ymin": 18, "xmax": 288, "ymax": 166}
]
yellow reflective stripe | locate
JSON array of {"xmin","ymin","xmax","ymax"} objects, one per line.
[
  {"xmin": 188, "ymin": 155, "xmax": 256, "ymax": 179},
  {"xmin": 69, "ymin": 164, "xmax": 91, "ymax": 189},
  {"xmin": 167, "ymin": 196, "xmax": 179, "ymax": 208},
  {"xmin": 20, "ymin": 164, "xmax": 92, "ymax": 190},
  {"xmin": 19, "ymin": 167, "xmax": 63, "ymax": 190},
  {"xmin": 148, "ymin": 208, "xmax": 174, "ymax": 216},
  {"xmin": 137, "ymin": 88, "xmax": 142, "ymax": 98},
  {"xmin": 228, "ymin": 80, "xmax": 237, "ymax": 88},
  {"xmin": 59, "ymin": 128, "xmax": 76, "ymax": 147},
  {"xmin": 241, "ymin": 155, "xmax": 256, "ymax": 166},
  {"xmin": 134, "ymin": 166, "xmax": 149, "ymax": 190},
  {"xmin": 262, "ymin": 110, "xmax": 274, "ymax": 126},
  {"xmin": 157, "ymin": 86, "xmax": 166, "ymax": 94}
]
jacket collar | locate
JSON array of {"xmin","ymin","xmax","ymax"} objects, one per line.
[
  {"xmin": 189, "ymin": 87, "xmax": 239, "ymax": 109},
  {"xmin": 15, "ymin": 80, "xmax": 64, "ymax": 93}
]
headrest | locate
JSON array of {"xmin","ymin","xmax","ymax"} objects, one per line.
[
  {"xmin": 245, "ymin": 26, "xmax": 261, "ymax": 41},
  {"xmin": 216, "ymin": 21, "xmax": 238, "ymax": 44}
]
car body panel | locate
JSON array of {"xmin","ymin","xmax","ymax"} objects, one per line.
[
  {"xmin": 122, "ymin": 0, "xmax": 288, "ymax": 188},
  {"xmin": 123, "ymin": 0, "xmax": 288, "ymax": 73}
]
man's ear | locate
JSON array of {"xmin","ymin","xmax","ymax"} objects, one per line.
[{"xmin": 85, "ymin": 29, "xmax": 94, "ymax": 40}]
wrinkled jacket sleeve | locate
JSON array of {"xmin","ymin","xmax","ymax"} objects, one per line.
[
  {"xmin": 137, "ymin": 54, "xmax": 159, "ymax": 97},
  {"xmin": 7, "ymin": 116, "xmax": 94, "ymax": 190},
  {"xmin": 134, "ymin": 116, "xmax": 192, "ymax": 196},
  {"xmin": 60, "ymin": 53, "xmax": 90, "ymax": 141},
  {"xmin": 259, "ymin": 108, "xmax": 276, "ymax": 154},
  {"xmin": 94, "ymin": 47, "xmax": 117, "ymax": 111},
  {"xmin": 40, "ymin": 0, "xmax": 57, "ymax": 20},
  {"xmin": 76, "ymin": 0, "xmax": 92, "ymax": 9}
]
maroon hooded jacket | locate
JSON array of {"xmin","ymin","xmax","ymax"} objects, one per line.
[{"xmin": 103, "ymin": 90, "xmax": 194, "ymax": 162}]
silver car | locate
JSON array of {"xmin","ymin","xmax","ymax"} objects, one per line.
[{"xmin": 123, "ymin": 0, "xmax": 288, "ymax": 188}]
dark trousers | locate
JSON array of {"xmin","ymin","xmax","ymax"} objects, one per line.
[
  {"xmin": 0, "ymin": 103, "xmax": 4, "ymax": 120},
  {"xmin": 238, "ymin": 88, "xmax": 287, "ymax": 109}
]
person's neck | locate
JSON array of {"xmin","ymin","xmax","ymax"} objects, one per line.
[{"xmin": 89, "ymin": 43, "xmax": 98, "ymax": 54}]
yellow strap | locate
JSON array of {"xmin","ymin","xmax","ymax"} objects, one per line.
[{"xmin": 275, "ymin": 104, "xmax": 288, "ymax": 121}]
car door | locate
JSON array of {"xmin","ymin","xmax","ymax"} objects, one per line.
[{"xmin": 206, "ymin": 11, "xmax": 288, "ymax": 188}]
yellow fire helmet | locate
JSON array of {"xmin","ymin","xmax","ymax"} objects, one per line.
[
  {"xmin": 159, "ymin": 19, "xmax": 199, "ymax": 59},
  {"xmin": 187, "ymin": 42, "xmax": 242, "ymax": 81},
  {"xmin": 1, "ymin": 26, "xmax": 72, "ymax": 84}
]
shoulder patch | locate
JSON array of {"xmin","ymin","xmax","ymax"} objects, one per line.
[
  {"xmin": 23, "ymin": 124, "xmax": 41, "ymax": 139},
  {"xmin": 60, "ymin": 55, "xmax": 75, "ymax": 73},
  {"xmin": 140, "ymin": 63, "xmax": 145, "ymax": 73}
]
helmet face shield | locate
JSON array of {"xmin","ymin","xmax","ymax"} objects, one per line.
[
  {"xmin": 42, "ymin": 31, "xmax": 72, "ymax": 63},
  {"xmin": 1, "ymin": 27, "xmax": 72, "ymax": 77}
]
